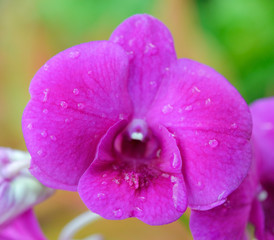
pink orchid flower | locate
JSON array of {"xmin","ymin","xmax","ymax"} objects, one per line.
[
  {"xmin": 189, "ymin": 97, "xmax": 274, "ymax": 240},
  {"xmin": 22, "ymin": 14, "xmax": 252, "ymax": 225}
]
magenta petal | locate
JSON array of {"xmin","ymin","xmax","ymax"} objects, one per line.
[
  {"xmin": 147, "ymin": 58, "xmax": 252, "ymax": 209},
  {"xmin": 190, "ymin": 160, "xmax": 258, "ymax": 240},
  {"xmin": 0, "ymin": 210, "xmax": 46, "ymax": 240},
  {"xmin": 22, "ymin": 41, "xmax": 132, "ymax": 190},
  {"xmin": 78, "ymin": 121, "xmax": 187, "ymax": 225},
  {"xmin": 250, "ymin": 97, "xmax": 274, "ymax": 184},
  {"xmin": 110, "ymin": 14, "xmax": 177, "ymax": 116}
]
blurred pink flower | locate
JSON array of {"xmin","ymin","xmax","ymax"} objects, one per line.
[
  {"xmin": 0, "ymin": 148, "xmax": 52, "ymax": 240},
  {"xmin": 190, "ymin": 97, "xmax": 274, "ymax": 240},
  {"xmin": 0, "ymin": 210, "xmax": 46, "ymax": 240},
  {"xmin": 22, "ymin": 14, "xmax": 252, "ymax": 225}
]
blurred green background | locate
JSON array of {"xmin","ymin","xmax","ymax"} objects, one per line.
[{"xmin": 0, "ymin": 0, "xmax": 273, "ymax": 239}]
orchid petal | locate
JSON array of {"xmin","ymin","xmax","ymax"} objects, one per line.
[
  {"xmin": 22, "ymin": 41, "xmax": 132, "ymax": 190},
  {"xmin": 147, "ymin": 58, "xmax": 252, "ymax": 209},
  {"xmin": 110, "ymin": 14, "xmax": 177, "ymax": 116}
]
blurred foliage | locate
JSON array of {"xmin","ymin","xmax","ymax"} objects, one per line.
[
  {"xmin": 196, "ymin": 0, "xmax": 274, "ymax": 103},
  {"xmin": 36, "ymin": 0, "xmax": 155, "ymax": 49}
]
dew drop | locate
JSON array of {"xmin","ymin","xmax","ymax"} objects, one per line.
[
  {"xmin": 128, "ymin": 39, "xmax": 134, "ymax": 47},
  {"xmin": 258, "ymin": 190, "xmax": 268, "ymax": 201},
  {"xmin": 171, "ymin": 153, "xmax": 181, "ymax": 169},
  {"xmin": 119, "ymin": 113, "xmax": 125, "ymax": 120},
  {"xmin": 73, "ymin": 88, "xmax": 79, "ymax": 95},
  {"xmin": 27, "ymin": 123, "xmax": 33, "ymax": 130},
  {"xmin": 126, "ymin": 51, "xmax": 134, "ymax": 60},
  {"xmin": 101, "ymin": 181, "xmax": 107, "ymax": 185},
  {"xmin": 144, "ymin": 42, "xmax": 157, "ymax": 55},
  {"xmin": 231, "ymin": 123, "xmax": 238, "ymax": 129},
  {"xmin": 156, "ymin": 149, "xmax": 161, "ymax": 158},
  {"xmin": 65, "ymin": 118, "xmax": 72, "ymax": 123},
  {"xmin": 162, "ymin": 104, "xmax": 173, "ymax": 114},
  {"xmin": 205, "ymin": 98, "xmax": 211, "ymax": 105},
  {"xmin": 97, "ymin": 193, "xmax": 106, "ymax": 200},
  {"xmin": 43, "ymin": 109, "xmax": 48, "ymax": 114},
  {"xmin": 192, "ymin": 86, "xmax": 201, "ymax": 93},
  {"xmin": 113, "ymin": 209, "xmax": 123, "ymax": 218},
  {"xmin": 102, "ymin": 174, "xmax": 107, "ymax": 178},
  {"xmin": 209, "ymin": 139, "xmax": 218, "ymax": 148},
  {"xmin": 138, "ymin": 196, "xmax": 146, "ymax": 202},
  {"xmin": 149, "ymin": 81, "xmax": 157, "ymax": 87},
  {"xmin": 50, "ymin": 135, "xmax": 57, "ymax": 141},
  {"xmin": 218, "ymin": 191, "xmax": 226, "ymax": 201},
  {"xmin": 43, "ymin": 89, "xmax": 49, "ymax": 102},
  {"xmin": 37, "ymin": 150, "xmax": 44, "ymax": 156},
  {"xmin": 60, "ymin": 101, "xmax": 68, "ymax": 109},
  {"xmin": 184, "ymin": 105, "xmax": 193, "ymax": 111},
  {"xmin": 77, "ymin": 103, "xmax": 85, "ymax": 110},
  {"xmin": 69, "ymin": 51, "xmax": 80, "ymax": 59},
  {"xmin": 43, "ymin": 64, "xmax": 49, "ymax": 71},
  {"xmin": 41, "ymin": 130, "xmax": 47, "ymax": 138},
  {"xmin": 135, "ymin": 207, "xmax": 144, "ymax": 217}
]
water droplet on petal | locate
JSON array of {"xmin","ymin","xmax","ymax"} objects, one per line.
[
  {"xmin": 156, "ymin": 149, "xmax": 161, "ymax": 158},
  {"xmin": 43, "ymin": 109, "xmax": 48, "ymax": 114},
  {"xmin": 102, "ymin": 174, "xmax": 107, "ymax": 178},
  {"xmin": 50, "ymin": 135, "xmax": 57, "ymax": 141},
  {"xmin": 101, "ymin": 181, "xmax": 107, "ymax": 185},
  {"xmin": 113, "ymin": 209, "xmax": 123, "ymax": 218},
  {"xmin": 27, "ymin": 123, "xmax": 33, "ymax": 130},
  {"xmin": 77, "ymin": 103, "xmax": 85, "ymax": 110},
  {"xmin": 41, "ymin": 130, "xmax": 47, "ymax": 138},
  {"xmin": 230, "ymin": 123, "xmax": 238, "ymax": 129},
  {"xmin": 209, "ymin": 139, "xmax": 218, "ymax": 148},
  {"xmin": 37, "ymin": 150, "xmax": 45, "ymax": 156},
  {"xmin": 135, "ymin": 207, "xmax": 144, "ymax": 217},
  {"xmin": 184, "ymin": 105, "xmax": 193, "ymax": 111},
  {"xmin": 205, "ymin": 98, "xmax": 211, "ymax": 105},
  {"xmin": 171, "ymin": 153, "xmax": 181, "ymax": 169},
  {"xmin": 258, "ymin": 190, "xmax": 268, "ymax": 201},
  {"xmin": 138, "ymin": 196, "xmax": 146, "ymax": 202},
  {"xmin": 69, "ymin": 51, "xmax": 80, "ymax": 59},
  {"xmin": 119, "ymin": 113, "xmax": 125, "ymax": 120},
  {"xmin": 126, "ymin": 51, "xmax": 134, "ymax": 60},
  {"xmin": 192, "ymin": 86, "xmax": 201, "ymax": 93},
  {"xmin": 149, "ymin": 81, "xmax": 157, "ymax": 87},
  {"xmin": 197, "ymin": 181, "xmax": 201, "ymax": 186},
  {"xmin": 43, "ymin": 64, "xmax": 49, "ymax": 71},
  {"xmin": 144, "ymin": 43, "xmax": 157, "ymax": 55},
  {"xmin": 162, "ymin": 104, "xmax": 173, "ymax": 114},
  {"xmin": 73, "ymin": 88, "xmax": 79, "ymax": 95},
  {"xmin": 165, "ymin": 67, "xmax": 170, "ymax": 71},
  {"xmin": 128, "ymin": 39, "xmax": 134, "ymax": 46},
  {"xmin": 97, "ymin": 193, "xmax": 106, "ymax": 200},
  {"xmin": 43, "ymin": 89, "xmax": 49, "ymax": 102},
  {"xmin": 218, "ymin": 191, "xmax": 226, "ymax": 201},
  {"xmin": 60, "ymin": 101, "xmax": 68, "ymax": 109}
]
